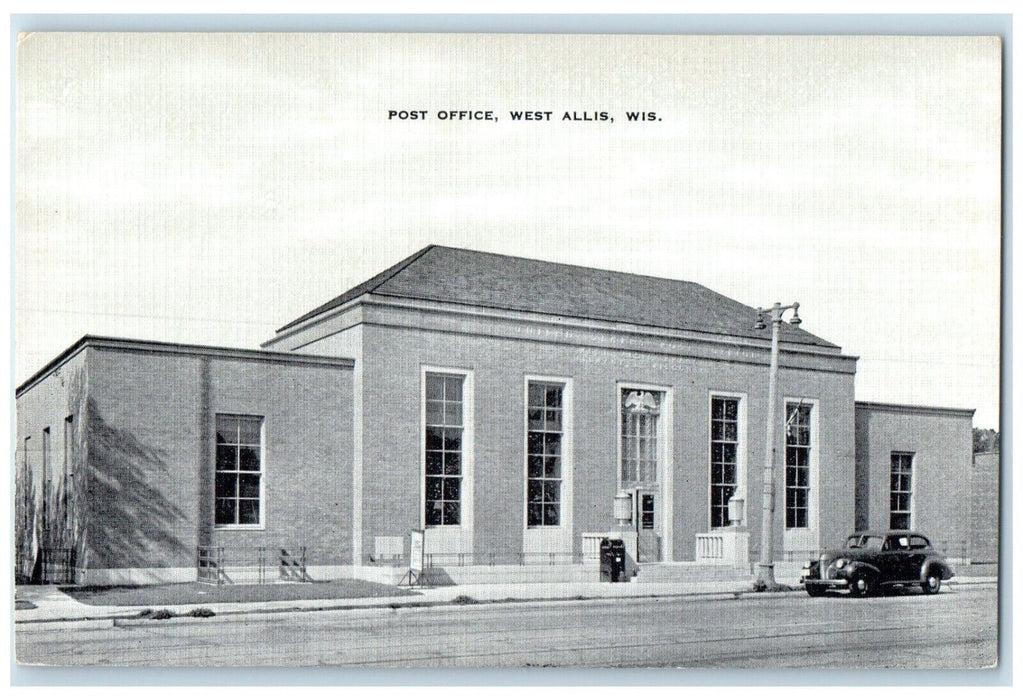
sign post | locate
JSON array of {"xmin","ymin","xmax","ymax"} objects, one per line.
[{"xmin": 400, "ymin": 529, "xmax": 426, "ymax": 588}]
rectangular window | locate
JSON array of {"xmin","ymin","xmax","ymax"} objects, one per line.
[
  {"xmin": 215, "ymin": 415, "xmax": 263, "ymax": 526},
  {"xmin": 527, "ymin": 382, "xmax": 562, "ymax": 527},
  {"xmin": 621, "ymin": 389, "xmax": 661, "ymax": 484},
  {"xmin": 784, "ymin": 403, "xmax": 812, "ymax": 529},
  {"xmin": 710, "ymin": 397, "xmax": 739, "ymax": 528},
  {"xmin": 42, "ymin": 428, "xmax": 51, "ymax": 537},
  {"xmin": 63, "ymin": 416, "xmax": 74, "ymax": 531},
  {"xmin": 890, "ymin": 452, "xmax": 914, "ymax": 530},
  {"xmin": 425, "ymin": 374, "xmax": 463, "ymax": 526}
]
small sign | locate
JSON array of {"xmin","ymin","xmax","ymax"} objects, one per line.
[{"xmin": 409, "ymin": 529, "xmax": 424, "ymax": 576}]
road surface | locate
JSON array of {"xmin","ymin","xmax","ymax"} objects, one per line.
[{"xmin": 16, "ymin": 583, "xmax": 998, "ymax": 668}]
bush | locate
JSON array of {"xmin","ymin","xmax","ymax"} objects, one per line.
[
  {"xmin": 452, "ymin": 595, "xmax": 478, "ymax": 605},
  {"xmin": 189, "ymin": 607, "xmax": 215, "ymax": 618},
  {"xmin": 152, "ymin": 609, "xmax": 175, "ymax": 620}
]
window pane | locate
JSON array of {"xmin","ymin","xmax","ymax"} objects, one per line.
[
  {"xmin": 216, "ymin": 473, "xmax": 237, "ymax": 498},
  {"xmin": 527, "ymin": 433, "xmax": 544, "ymax": 455},
  {"xmin": 528, "ymin": 383, "xmax": 545, "ymax": 407},
  {"xmin": 528, "ymin": 481, "xmax": 543, "ymax": 503},
  {"xmin": 425, "ymin": 400, "xmax": 444, "ymax": 426},
  {"xmin": 216, "ymin": 445, "xmax": 236, "ymax": 471},
  {"xmin": 425, "ymin": 427, "xmax": 443, "ymax": 451},
  {"xmin": 238, "ymin": 419, "xmax": 261, "ymax": 445},
  {"xmin": 238, "ymin": 499, "xmax": 260, "ymax": 524},
  {"xmin": 239, "ymin": 447, "xmax": 260, "ymax": 471},
  {"xmin": 216, "ymin": 417, "xmax": 239, "ymax": 442},
  {"xmin": 239, "ymin": 474, "xmax": 260, "ymax": 498},
  {"xmin": 215, "ymin": 499, "xmax": 236, "ymax": 525},
  {"xmin": 544, "ymin": 456, "xmax": 560, "ymax": 478},
  {"xmin": 543, "ymin": 481, "xmax": 560, "ymax": 503},
  {"xmin": 528, "ymin": 409, "xmax": 544, "ymax": 431},
  {"xmin": 545, "ymin": 386, "xmax": 562, "ymax": 408},
  {"xmin": 527, "ymin": 503, "xmax": 543, "ymax": 527},
  {"xmin": 425, "ymin": 451, "xmax": 443, "ymax": 475},
  {"xmin": 444, "ymin": 403, "xmax": 462, "ymax": 427},
  {"xmin": 425, "ymin": 376, "xmax": 444, "ymax": 401},
  {"xmin": 426, "ymin": 477, "xmax": 443, "ymax": 501},
  {"xmin": 527, "ymin": 455, "xmax": 543, "ymax": 478},
  {"xmin": 544, "ymin": 433, "xmax": 561, "ymax": 455},
  {"xmin": 444, "ymin": 376, "xmax": 462, "ymax": 402},
  {"xmin": 425, "ymin": 502, "xmax": 443, "ymax": 526},
  {"xmin": 443, "ymin": 428, "xmax": 462, "ymax": 451},
  {"xmin": 443, "ymin": 451, "xmax": 461, "ymax": 475},
  {"xmin": 443, "ymin": 502, "xmax": 460, "ymax": 525},
  {"xmin": 443, "ymin": 477, "xmax": 461, "ymax": 501},
  {"xmin": 723, "ymin": 422, "xmax": 738, "ymax": 442},
  {"xmin": 544, "ymin": 504, "xmax": 560, "ymax": 526}
]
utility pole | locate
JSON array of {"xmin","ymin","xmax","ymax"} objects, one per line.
[{"xmin": 753, "ymin": 301, "xmax": 801, "ymax": 590}]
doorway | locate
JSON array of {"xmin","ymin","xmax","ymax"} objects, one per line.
[{"xmin": 635, "ymin": 489, "xmax": 660, "ymax": 563}]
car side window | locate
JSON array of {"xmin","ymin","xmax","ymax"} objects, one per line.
[{"xmin": 908, "ymin": 536, "xmax": 929, "ymax": 550}]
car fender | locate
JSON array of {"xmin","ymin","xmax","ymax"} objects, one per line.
[
  {"xmin": 844, "ymin": 560, "xmax": 881, "ymax": 580},
  {"xmin": 919, "ymin": 556, "xmax": 954, "ymax": 581}
]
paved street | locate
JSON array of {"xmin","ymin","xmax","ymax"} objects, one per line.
[{"xmin": 16, "ymin": 583, "xmax": 997, "ymax": 669}]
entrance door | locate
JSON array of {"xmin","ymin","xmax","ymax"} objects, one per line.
[{"xmin": 636, "ymin": 490, "xmax": 660, "ymax": 562}]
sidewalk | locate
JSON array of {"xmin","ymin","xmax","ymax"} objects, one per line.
[{"xmin": 14, "ymin": 575, "xmax": 997, "ymax": 629}]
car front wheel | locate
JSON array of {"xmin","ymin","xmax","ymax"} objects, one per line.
[
  {"xmin": 848, "ymin": 572, "xmax": 873, "ymax": 597},
  {"xmin": 922, "ymin": 571, "xmax": 942, "ymax": 595},
  {"xmin": 806, "ymin": 583, "xmax": 825, "ymax": 597}
]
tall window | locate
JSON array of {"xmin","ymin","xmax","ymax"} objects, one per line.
[
  {"xmin": 215, "ymin": 415, "xmax": 263, "ymax": 526},
  {"xmin": 42, "ymin": 428, "xmax": 50, "ymax": 539},
  {"xmin": 890, "ymin": 452, "xmax": 914, "ymax": 529},
  {"xmin": 621, "ymin": 389, "xmax": 661, "ymax": 484},
  {"xmin": 63, "ymin": 416, "xmax": 74, "ymax": 531},
  {"xmin": 527, "ymin": 382, "xmax": 562, "ymax": 527},
  {"xmin": 785, "ymin": 403, "xmax": 812, "ymax": 529},
  {"xmin": 710, "ymin": 397, "xmax": 739, "ymax": 528},
  {"xmin": 425, "ymin": 374, "xmax": 463, "ymax": 526}
]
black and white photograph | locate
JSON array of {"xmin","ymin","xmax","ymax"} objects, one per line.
[{"xmin": 10, "ymin": 24, "xmax": 1003, "ymax": 673}]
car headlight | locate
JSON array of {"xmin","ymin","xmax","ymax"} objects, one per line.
[
  {"xmin": 803, "ymin": 559, "xmax": 814, "ymax": 568},
  {"xmin": 834, "ymin": 558, "xmax": 847, "ymax": 569}
]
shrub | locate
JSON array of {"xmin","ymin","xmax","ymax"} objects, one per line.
[{"xmin": 189, "ymin": 608, "xmax": 215, "ymax": 618}]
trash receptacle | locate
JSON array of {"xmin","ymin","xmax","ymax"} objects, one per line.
[{"xmin": 599, "ymin": 538, "xmax": 627, "ymax": 582}]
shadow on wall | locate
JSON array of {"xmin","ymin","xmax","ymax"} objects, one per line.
[
  {"xmin": 85, "ymin": 397, "xmax": 189, "ymax": 570},
  {"xmin": 14, "ymin": 453, "xmax": 37, "ymax": 583}
]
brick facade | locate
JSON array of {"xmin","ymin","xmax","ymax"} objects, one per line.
[
  {"xmin": 15, "ymin": 338, "xmax": 354, "ymax": 584},
  {"xmin": 854, "ymin": 402, "xmax": 975, "ymax": 560}
]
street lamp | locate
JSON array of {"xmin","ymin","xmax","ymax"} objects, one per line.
[{"xmin": 753, "ymin": 301, "xmax": 801, "ymax": 589}]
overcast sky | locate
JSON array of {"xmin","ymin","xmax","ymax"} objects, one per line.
[{"xmin": 15, "ymin": 33, "xmax": 1002, "ymax": 426}]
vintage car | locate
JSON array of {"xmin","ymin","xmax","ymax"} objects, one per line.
[{"xmin": 801, "ymin": 530, "xmax": 955, "ymax": 597}]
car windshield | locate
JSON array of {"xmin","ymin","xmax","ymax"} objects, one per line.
[{"xmin": 845, "ymin": 534, "xmax": 884, "ymax": 550}]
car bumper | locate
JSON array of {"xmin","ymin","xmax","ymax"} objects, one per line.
[{"xmin": 803, "ymin": 578, "xmax": 850, "ymax": 589}]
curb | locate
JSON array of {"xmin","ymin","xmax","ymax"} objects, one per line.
[
  {"xmin": 14, "ymin": 586, "xmax": 802, "ymax": 626},
  {"xmin": 14, "ymin": 577, "xmax": 997, "ymax": 627}
]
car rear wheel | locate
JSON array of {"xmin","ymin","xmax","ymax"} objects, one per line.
[
  {"xmin": 922, "ymin": 570, "xmax": 942, "ymax": 595},
  {"xmin": 806, "ymin": 583, "xmax": 825, "ymax": 597},
  {"xmin": 849, "ymin": 572, "xmax": 873, "ymax": 597}
]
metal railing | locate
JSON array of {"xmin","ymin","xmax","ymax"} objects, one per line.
[{"xmin": 196, "ymin": 545, "xmax": 310, "ymax": 585}]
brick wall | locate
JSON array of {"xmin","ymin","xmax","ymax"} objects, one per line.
[
  {"xmin": 295, "ymin": 312, "xmax": 857, "ymax": 564},
  {"xmin": 17, "ymin": 341, "xmax": 356, "ymax": 579},
  {"xmin": 854, "ymin": 403, "xmax": 974, "ymax": 558},
  {"xmin": 971, "ymin": 451, "xmax": 999, "ymax": 563}
]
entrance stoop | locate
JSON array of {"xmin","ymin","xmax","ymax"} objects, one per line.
[{"xmin": 631, "ymin": 562, "xmax": 752, "ymax": 584}]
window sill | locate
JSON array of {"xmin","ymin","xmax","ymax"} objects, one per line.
[{"xmin": 214, "ymin": 524, "xmax": 266, "ymax": 531}]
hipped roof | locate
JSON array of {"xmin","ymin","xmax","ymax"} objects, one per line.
[{"xmin": 277, "ymin": 245, "xmax": 838, "ymax": 349}]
